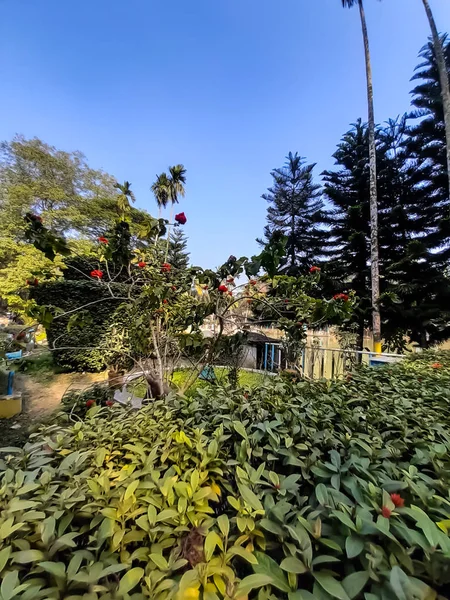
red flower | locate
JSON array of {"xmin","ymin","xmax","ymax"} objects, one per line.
[
  {"xmin": 249, "ymin": 280, "xmax": 257, "ymax": 286},
  {"xmin": 247, "ymin": 299, "xmax": 253, "ymax": 304},
  {"xmin": 98, "ymin": 236, "xmax": 108, "ymax": 244},
  {"xmin": 390, "ymin": 493, "xmax": 405, "ymax": 508},
  {"xmin": 381, "ymin": 506, "xmax": 392, "ymax": 519},
  {"xmin": 106, "ymin": 400, "xmax": 114, "ymax": 407},
  {"xmin": 218, "ymin": 285, "xmax": 228, "ymax": 293},
  {"xmin": 227, "ymin": 276, "xmax": 235, "ymax": 283},
  {"xmin": 161, "ymin": 263, "xmax": 171, "ymax": 273},
  {"xmin": 171, "ymin": 286, "xmax": 177, "ymax": 291},
  {"xmin": 431, "ymin": 362, "xmax": 442, "ymax": 369},
  {"xmin": 244, "ymin": 392, "xmax": 249, "ymax": 399},
  {"xmin": 86, "ymin": 399, "xmax": 96, "ymax": 408},
  {"xmin": 310, "ymin": 266, "xmax": 321, "ymax": 273},
  {"xmin": 175, "ymin": 212, "xmax": 187, "ymax": 225},
  {"xmin": 333, "ymin": 293, "xmax": 349, "ymax": 301},
  {"xmin": 138, "ymin": 261, "xmax": 147, "ymax": 268},
  {"xmin": 163, "ymin": 299, "xmax": 168, "ymax": 304},
  {"xmin": 203, "ymin": 284, "xmax": 208, "ymax": 290},
  {"xmin": 228, "ymin": 291, "xmax": 233, "ymax": 297},
  {"xmin": 26, "ymin": 278, "xmax": 39, "ymax": 286},
  {"xmin": 90, "ymin": 270, "xmax": 104, "ymax": 279}
]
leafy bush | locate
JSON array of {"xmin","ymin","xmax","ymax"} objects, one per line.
[
  {"xmin": 31, "ymin": 280, "xmax": 129, "ymax": 372},
  {"xmin": 1, "ymin": 353, "xmax": 450, "ymax": 599},
  {"xmin": 61, "ymin": 384, "xmax": 112, "ymax": 417}
]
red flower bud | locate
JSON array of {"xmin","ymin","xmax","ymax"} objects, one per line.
[
  {"xmin": 218, "ymin": 285, "xmax": 228, "ymax": 293},
  {"xmin": 163, "ymin": 299, "xmax": 168, "ymax": 304},
  {"xmin": 90, "ymin": 270, "xmax": 104, "ymax": 279},
  {"xmin": 138, "ymin": 261, "xmax": 147, "ymax": 268},
  {"xmin": 431, "ymin": 362, "xmax": 442, "ymax": 369},
  {"xmin": 106, "ymin": 400, "xmax": 114, "ymax": 407},
  {"xmin": 98, "ymin": 236, "xmax": 108, "ymax": 244},
  {"xmin": 381, "ymin": 506, "xmax": 391, "ymax": 518},
  {"xmin": 333, "ymin": 293, "xmax": 349, "ymax": 301},
  {"xmin": 175, "ymin": 212, "xmax": 187, "ymax": 225},
  {"xmin": 161, "ymin": 263, "xmax": 171, "ymax": 273},
  {"xmin": 310, "ymin": 266, "xmax": 321, "ymax": 273},
  {"xmin": 171, "ymin": 286, "xmax": 177, "ymax": 291},
  {"xmin": 86, "ymin": 399, "xmax": 95, "ymax": 408},
  {"xmin": 390, "ymin": 493, "xmax": 404, "ymax": 508},
  {"xmin": 249, "ymin": 280, "xmax": 257, "ymax": 286}
]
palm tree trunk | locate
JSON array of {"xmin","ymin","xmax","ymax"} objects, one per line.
[
  {"xmin": 358, "ymin": 0, "xmax": 381, "ymax": 353},
  {"xmin": 421, "ymin": 0, "xmax": 450, "ymax": 199},
  {"xmin": 164, "ymin": 204, "xmax": 174, "ymax": 263}
]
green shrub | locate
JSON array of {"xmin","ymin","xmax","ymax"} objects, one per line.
[
  {"xmin": 32, "ymin": 280, "xmax": 129, "ymax": 372},
  {"xmin": 1, "ymin": 353, "xmax": 450, "ymax": 599}
]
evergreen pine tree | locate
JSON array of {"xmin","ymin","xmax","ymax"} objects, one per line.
[
  {"xmin": 261, "ymin": 152, "xmax": 324, "ymax": 274},
  {"xmin": 168, "ymin": 228, "xmax": 190, "ymax": 271},
  {"xmin": 407, "ymin": 36, "xmax": 450, "ymax": 258}
]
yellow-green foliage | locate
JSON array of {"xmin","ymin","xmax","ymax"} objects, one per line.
[{"xmin": 1, "ymin": 353, "xmax": 450, "ymax": 599}]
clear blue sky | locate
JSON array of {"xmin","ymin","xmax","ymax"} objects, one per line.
[{"xmin": 1, "ymin": 0, "xmax": 449, "ymax": 268}]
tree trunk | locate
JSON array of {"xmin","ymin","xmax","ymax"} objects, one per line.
[
  {"xmin": 359, "ymin": 0, "xmax": 381, "ymax": 353},
  {"xmin": 422, "ymin": 0, "xmax": 450, "ymax": 199}
]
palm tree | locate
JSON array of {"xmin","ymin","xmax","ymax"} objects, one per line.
[
  {"xmin": 342, "ymin": 0, "xmax": 381, "ymax": 353},
  {"xmin": 114, "ymin": 181, "xmax": 136, "ymax": 219},
  {"xmin": 165, "ymin": 165, "xmax": 187, "ymax": 260},
  {"xmin": 151, "ymin": 173, "xmax": 170, "ymax": 218},
  {"xmin": 421, "ymin": 0, "xmax": 450, "ymax": 198}
]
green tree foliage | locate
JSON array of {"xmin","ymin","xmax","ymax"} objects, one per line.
[
  {"xmin": 168, "ymin": 228, "xmax": 190, "ymax": 271},
  {"xmin": 0, "ymin": 136, "xmax": 119, "ymax": 239},
  {"xmin": 261, "ymin": 152, "xmax": 324, "ymax": 275},
  {"xmin": 407, "ymin": 36, "xmax": 450, "ymax": 250}
]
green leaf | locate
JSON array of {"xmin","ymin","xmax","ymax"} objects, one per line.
[
  {"xmin": 238, "ymin": 483, "xmax": 264, "ymax": 512},
  {"xmin": 228, "ymin": 545, "xmax": 258, "ymax": 564},
  {"xmin": 236, "ymin": 574, "xmax": 274, "ymax": 596},
  {"xmin": 38, "ymin": 561, "xmax": 66, "ymax": 579},
  {"xmin": 332, "ymin": 510, "xmax": 357, "ymax": 532},
  {"xmin": 233, "ymin": 421, "xmax": 248, "ymax": 438},
  {"xmin": 280, "ymin": 556, "xmax": 308, "ymax": 574},
  {"xmin": 260, "ymin": 518, "xmax": 284, "ymax": 536},
  {"xmin": 13, "ymin": 550, "xmax": 45, "ymax": 563},
  {"xmin": 313, "ymin": 572, "xmax": 350, "ymax": 600},
  {"xmin": 217, "ymin": 514, "xmax": 229, "ymax": 538},
  {"xmin": 1, "ymin": 570, "xmax": 18, "ymax": 600},
  {"xmin": 316, "ymin": 483, "xmax": 329, "ymax": 506},
  {"xmin": 124, "ymin": 479, "xmax": 139, "ymax": 500},
  {"xmin": 342, "ymin": 571, "xmax": 369, "ymax": 599},
  {"xmin": 0, "ymin": 546, "xmax": 12, "ymax": 572},
  {"xmin": 204, "ymin": 531, "xmax": 223, "ymax": 561},
  {"xmin": 389, "ymin": 566, "xmax": 409, "ymax": 600},
  {"xmin": 155, "ymin": 509, "xmax": 178, "ymax": 522},
  {"xmin": 345, "ymin": 535, "xmax": 364, "ymax": 559},
  {"xmin": 118, "ymin": 567, "xmax": 144, "ymax": 595},
  {"xmin": 289, "ymin": 592, "xmax": 316, "ymax": 600},
  {"xmin": 149, "ymin": 553, "xmax": 168, "ymax": 570},
  {"xmin": 253, "ymin": 551, "xmax": 290, "ymax": 592}
]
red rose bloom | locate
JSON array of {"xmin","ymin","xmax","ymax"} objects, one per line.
[
  {"xmin": 175, "ymin": 212, "xmax": 187, "ymax": 225},
  {"xmin": 310, "ymin": 266, "xmax": 321, "ymax": 273},
  {"xmin": 161, "ymin": 263, "xmax": 171, "ymax": 273},
  {"xmin": 381, "ymin": 506, "xmax": 392, "ymax": 519},
  {"xmin": 431, "ymin": 362, "xmax": 442, "ymax": 369},
  {"xmin": 333, "ymin": 293, "xmax": 349, "ymax": 301},
  {"xmin": 86, "ymin": 399, "xmax": 95, "ymax": 408},
  {"xmin": 106, "ymin": 400, "xmax": 114, "ymax": 407},
  {"xmin": 138, "ymin": 261, "xmax": 147, "ymax": 268},
  {"xmin": 390, "ymin": 493, "xmax": 405, "ymax": 508},
  {"xmin": 98, "ymin": 236, "xmax": 108, "ymax": 244},
  {"xmin": 218, "ymin": 285, "xmax": 228, "ymax": 293},
  {"xmin": 90, "ymin": 270, "xmax": 104, "ymax": 279}
]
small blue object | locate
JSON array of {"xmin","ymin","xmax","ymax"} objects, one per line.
[
  {"xmin": 7, "ymin": 371, "xmax": 14, "ymax": 395},
  {"xmin": 199, "ymin": 366, "xmax": 216, "ymax": 382},
  {"xmin": 5, "ymin": 350, "xmax": 22, "ymax": 360}
]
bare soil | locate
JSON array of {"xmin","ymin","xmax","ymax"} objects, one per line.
[{"xmin": 0, "ymin": 371, "xmax": 107, "ymax": 447}]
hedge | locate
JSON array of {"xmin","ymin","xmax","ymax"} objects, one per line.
[{"xmin": 31, "ymin": 280, "xmax": 129, "ymax": 372}]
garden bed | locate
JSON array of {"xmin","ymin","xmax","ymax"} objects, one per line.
[{"xmin": 0, "ymin": 352, "xmax": 450, "ymax": 599}]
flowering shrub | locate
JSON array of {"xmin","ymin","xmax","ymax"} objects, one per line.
[
  {"xmin": 175, "ymin": 212, "xmax": 187, "ymax": 225},
  {"xmin": 1, "ymin": 352, "xmax": 450, "ymax": 598}
]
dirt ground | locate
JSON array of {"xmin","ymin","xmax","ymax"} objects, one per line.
[{"xmin": 0, "ymin": 371, "xmax": 107, "ymax": 447}]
